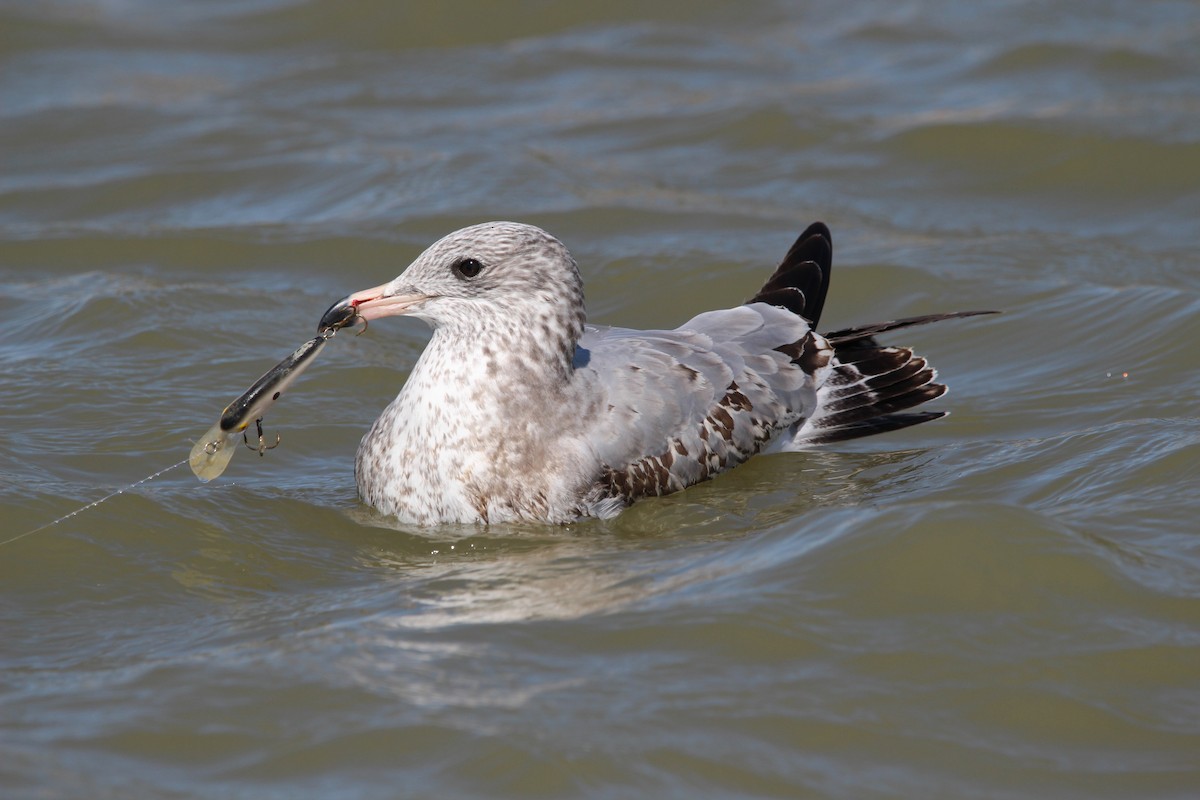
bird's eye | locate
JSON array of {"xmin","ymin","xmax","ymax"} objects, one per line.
[{"xmin": 452, "ymin": 257, "xmax": 484, "ymax": 279}]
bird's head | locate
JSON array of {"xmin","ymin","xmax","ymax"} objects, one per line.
[{"xmin": 319, "ymin": 222, "xmax": 587, "ymax": 340}]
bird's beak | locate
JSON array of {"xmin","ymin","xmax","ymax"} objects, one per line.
[{"xmin": 318, "ymin": 283, "xmax": 431, "ymax": 333}]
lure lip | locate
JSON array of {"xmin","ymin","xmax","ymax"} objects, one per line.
[
  {"xmin": 318, "ymin": 283, "xmax": 432, "ymax": 333},
  {"xmin": 317, "ymin": 300, "xmax": 359, "ymax": 334}
]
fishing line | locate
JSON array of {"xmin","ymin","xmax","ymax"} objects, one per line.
[
  {"xmin": 5, "ymin": 318, "xmax": 354, "ymax": 549},
  {"xmin": 0, "ymin": 458, "xmax": 189, "ymax": 548}
]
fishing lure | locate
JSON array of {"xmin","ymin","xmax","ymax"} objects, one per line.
[
  {"xmin": 2, "ymin": 304, "xmax": 363, "ymax": 546},
  {"xmin": 188, "ymin": 303, "xmax": 362, "ymax": 481}
]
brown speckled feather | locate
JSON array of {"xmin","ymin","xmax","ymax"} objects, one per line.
[{"xmin": 324, "ymin": 220, "xmax": 994, "ymax": 524}]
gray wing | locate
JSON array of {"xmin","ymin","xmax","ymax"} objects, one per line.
[{"xmin": 569, "ymin": 302, "xmax": 833, "ymax": 514}]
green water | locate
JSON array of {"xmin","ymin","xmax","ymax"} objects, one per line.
[{"xmin": 2, "ymin": 1, "xmax": 1198, "ymax": 797}]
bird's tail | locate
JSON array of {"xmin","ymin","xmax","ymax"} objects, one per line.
[{"xmin": 787, "ymin": 311, "xmax": 996, "ymax": 446}]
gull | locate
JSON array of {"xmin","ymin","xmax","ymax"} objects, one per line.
[{"xmin": 319, "ymin": 221, "xmax": 991, "ymax": 524}]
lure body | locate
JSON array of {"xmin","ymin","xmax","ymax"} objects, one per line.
[{"xmin": 189, "ymin": 304, "xmax": 360, "ymax": 482}]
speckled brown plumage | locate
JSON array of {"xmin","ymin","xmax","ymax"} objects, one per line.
[{"xmin": 319, "ymin": 220, "xmax": 994, "ymax": 524}]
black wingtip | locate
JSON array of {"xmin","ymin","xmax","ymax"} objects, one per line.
[
  {"xmin": 747, "ymin": 221, "xmax": 834, "ymax": 327},
  {"xmin": 825, "ymin": 310, "xmax": 1000, "ymax": 346},
  {"xmin": 802, "ymin": 411, "xmax": 948, "ymax": 445}
]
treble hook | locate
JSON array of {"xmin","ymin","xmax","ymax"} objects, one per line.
[
  {"xmin": 353, "ymin": 310, "xmax": 369, "ymax": 337},
  {"xmin": 243, "ymin": 417, "xmax": 281, "ymax": 456}
]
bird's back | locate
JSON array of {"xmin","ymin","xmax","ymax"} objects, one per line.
[
  {"xmin": 568, "ymin": 222, "xmax": 991, "ymax": 518},
  {"xmin": 570, "ymin": 301, "xmax": 830, "ymax": 517}
]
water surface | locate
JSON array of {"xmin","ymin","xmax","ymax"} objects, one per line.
[{"xmin": 2, "ymin": 1, "xmax": 1199, "ymax": 797}]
